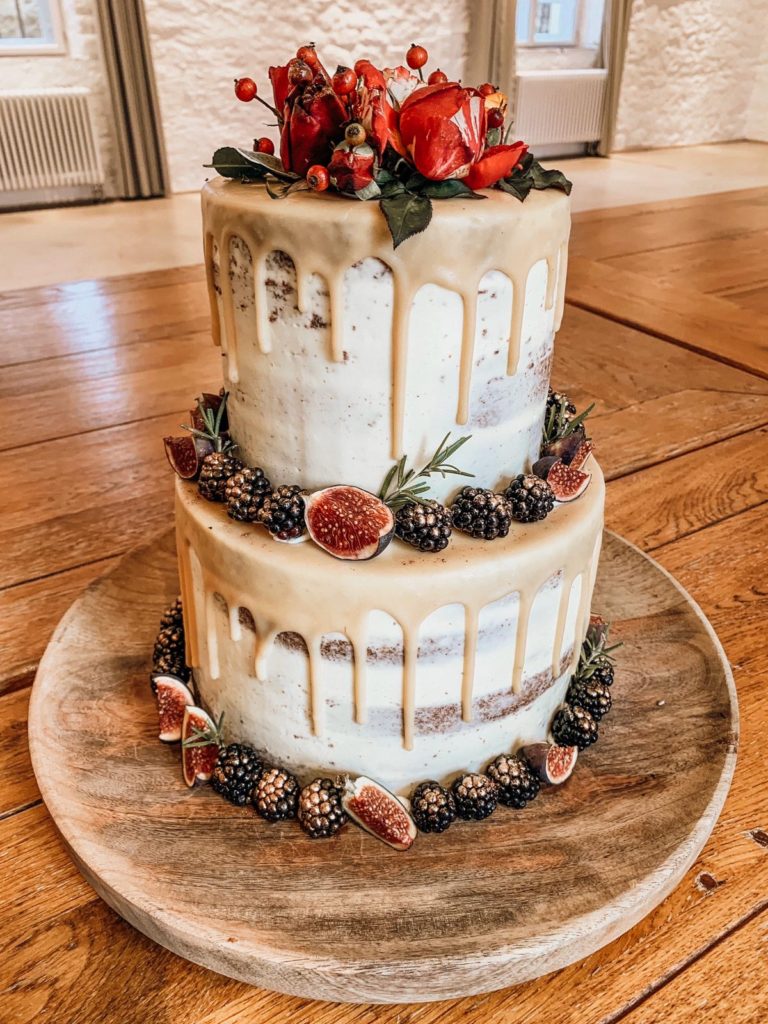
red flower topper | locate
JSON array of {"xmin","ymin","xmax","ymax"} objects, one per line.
[{"xmin": 216, "ymin": 44, "xmax": 572, "ymax": 246}]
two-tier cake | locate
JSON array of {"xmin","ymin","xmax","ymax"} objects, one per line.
[{"xmin": 154, "ymin": 43, "xmax": 615, "ymax": 845}]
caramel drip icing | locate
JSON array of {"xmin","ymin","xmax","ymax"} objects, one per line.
[
  {"xmin": 461, "ymin": 604, "xmax": 479, "ymax": 722},
  {"xmin": 176, "ymin": 461, "xmax": 604, "ymax": 749},
  {"xmin": 202, "ymin": 180, "xmax": 570, "ymax": 459}
]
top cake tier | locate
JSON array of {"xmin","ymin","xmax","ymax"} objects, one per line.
[{"xmin": 202, "ymin": 178, "xmax": 570, "ymax": 500}]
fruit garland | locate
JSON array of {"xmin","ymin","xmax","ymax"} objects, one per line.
[
  {"xmin": 208, "ymin": 42, "xmax": 572, "ymax": 247},
  {"xmin": 152, "ymin": 608, "xmax": 620, "ymax": 848},
  {"xmin": 164, "ymin": 388, "xmax": 595, "ymax": 561}
]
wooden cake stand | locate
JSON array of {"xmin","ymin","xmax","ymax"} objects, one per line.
[{"xmin": 27, "ymin": 530, "xmax": 737, "ymax": 1004}]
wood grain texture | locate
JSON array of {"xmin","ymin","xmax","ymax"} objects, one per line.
[{"xmin": 27, "ymin": 530, "xmax": 737, "ymax": 1004}]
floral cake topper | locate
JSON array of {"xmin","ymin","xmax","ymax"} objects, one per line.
[{"xmin": 208, "ymin": 42, "xmax": 572, "ymax": 247}]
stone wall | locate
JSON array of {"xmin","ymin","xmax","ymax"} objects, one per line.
[
  {"xmin": 142, "ymin": 0, "xmax": 471, "ymax": 193},
  {"xmin": 615, "ymin": 0, "xmax": 768, "ymax": 149}
]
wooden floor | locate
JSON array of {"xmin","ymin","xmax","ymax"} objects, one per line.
[{"xmin": 2, "ymin": 187, "xmax": 768, "ymax": 1022}]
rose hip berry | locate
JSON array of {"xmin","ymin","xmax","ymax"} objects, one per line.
[
  {"xmin": 234, "ymin": 77, "xmax": 257, "ymax": 102},
  {"xmin": 427, "ymin": 68, "xmax": 448, "ymax": 85},
  {"xmin": 487, "ymin": 108, "xmax": 505, "ymax": 129},
  {"xmin": 296, "ymin": 44, "xmax": 318, "ymax": 66},
  {"xmin": 479, "ymin": 82, "xmax": 496, "ymax": 96},
  {"xmin": 255, "ymin": 137, "xmax": 275, "ymax": 155},
  {"xmin": 333, "ymin": 65, "xmax": 358, "ymax": 95},
  {"xmin": 344, "ymin": 122, "xmax": 366, "ymax": 146},
  {"xmin": 406, "ymin": 44, "xmax": 428, "ymax": 70},
  {"xmin": 307, "ymin": 165, "xmax": 329, "ymax": 191},
  {"xmin": 288, "ymin": 59, "xmax": 313, "ymax": 87}
]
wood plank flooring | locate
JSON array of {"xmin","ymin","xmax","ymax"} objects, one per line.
[{"xmin": 1, "ymin": 187, "xmax": 767, "ymax": 1023}]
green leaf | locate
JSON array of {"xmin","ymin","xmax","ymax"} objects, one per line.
[
  {"xmin": 374, "ymin": 167, "xmax": 397, "ymax": 186},
  {"xmin": 265, "ymin": 178, "xmax": 311, "ymax": 199},
  {"xmin": 379, "ymin": 180, "xmax": 406, "ymax": 199},
  {"xmin": 529, "ymin": 159, "xmax": 573, "ymax": 195},
  {"xmin": 379, "ymin": 192, "xmax": 433, "ymax": 248},
  {"xmin": 485, "ymin": 127, "xmax": 502, "ymax": 148},
  {"xmin": 405, "ymin": 170, "xmax": 429, "ymax": 192},
  {"xmin": 420, "ymin": 178, "xmax": 485, "ymax": 200},
  {"xmin": 498, "ymin": 176, "xmax": 534, "ymax": 202},
  {"xmin": 235, "ymin": 148, "xmax": 300, "ymax": 182},
  {"xmin": 206, "ymin": 146, "xmax": 267, "ymax": 181}
]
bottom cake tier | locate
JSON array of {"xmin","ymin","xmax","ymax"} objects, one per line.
[{"xmin": 175, "ymin": 463, "xmax": 604, "ymax": 793}]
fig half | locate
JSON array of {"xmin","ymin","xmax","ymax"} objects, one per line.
[
  {"xmin": 546, "ymin": 460, "xmax": 591, "ymax": 502},
  {"xmin": 343, "ymin": 776, "xmax": 417, "ymax": 851},
  {"xmin": 305, "ymin": 486, "xmax": 395, "ymax": 560},
  {"xmin": 154, "ymin": 674, "xmax": 195, "ymax": 742},
  {"xmin": 522, "ymin": 743, "xmax": 578, "ymax": 784},
  {"xmin": 540, "ymin": 425, "xmax": 586, "ymax": 464},
  {"xmin": 181, "ymin": 706, "xmax": 221, "ymax": 787},
  {"xmin": 163, "ymin": 435, "xmax": 214, "ymax": 480}
]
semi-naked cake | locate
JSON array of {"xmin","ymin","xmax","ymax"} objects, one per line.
[{"xmin": 157, "ymin": 43, "xmax": 611, "ymax": 838}]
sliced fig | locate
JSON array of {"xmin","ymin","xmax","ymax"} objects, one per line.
[
  {"xmin": 190, "ymin": 391, "xmax": 228, "ymax": 432},
  {"xmin": 305, "ymin": 486, "xmax": 395, "ymax": 560},
  {"xmin": 154, "ymin": 674, "xmax": 195, "ymax": 742},
  {"xmin": 541, "ymin": 425, "xmax": 586, "ymax": 464},
  {"xmin": 163, "ymin": 435, "xmax": 214, "ymax": 480},
  {"xmin": 522, "ymin": 742, "xmax": 578, "ymax": 784},
  {"xmin": 569, "ymin": 439, "xmax": 595, "ymax": 472},
  {"xmin": 546, "ymin": 459, "xmax": 591, "ymax": 502},
  {"xmin": 532, "ymin": 455, "xmax": 559, "ymax": 480},
  {"xmin": 343, "ymin": 776, "xmax": 417, "ymax": 851},
  {"xmin": 181, "ymin": 706, "xmax": 222, "ymax": 787}
]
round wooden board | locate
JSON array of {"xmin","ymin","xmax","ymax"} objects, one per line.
[{"xmin": 28, "ymin": 530, "xmax": 737, "ymax": 1005}]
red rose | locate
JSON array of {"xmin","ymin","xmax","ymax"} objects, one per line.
[
  {"xmin": 269, "ymin": 63, "xmax": 346, "ymax": 177},
  {"xmin": 351, "ymin": 60, "xmax": 404, "ymax": 156},
  {"xmin": 328, "ymin": 142, "xmax": 375, "ymax": 194},
  {"xmin": 399, "ymin": 82, "xmax": 486, "ymax": 180},
  {"xmin": 462, "ymin": 141, "xmax": 529, "ymax": 190}
]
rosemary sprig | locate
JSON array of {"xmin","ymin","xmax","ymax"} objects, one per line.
[
  {"xmin": 379, "ymin": 433, "xmax": 473, "ymax": 511},
  {"xmin": 182, "ymin": 392, "xmax": 233, "ymax": 453},
  {"xmin": 543, "ymin": 398, "xmax": 595, "ymax": 446},
  {"xmin": 182, "ymin": 712, "xmax": 224, "ymax": 749}
]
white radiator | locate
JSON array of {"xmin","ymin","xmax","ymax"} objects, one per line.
[
  {"xmin": 0, "ymin": 88, "xmax": 104, "ymax": 208},
  {"xmin": 514, "ymin": 70, "xmax": 607, "ymax": 148}
]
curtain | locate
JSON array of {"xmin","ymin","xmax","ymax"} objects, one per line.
[
  {"xmin": 467, "ymin": 0, "xmax": 517, "ymax": 102},
  {"xmin": 96, "ymin": 0, "xmax": 167, "ymax": 198},
  {"xmin": 597, "ymin": 0, "xmax": 634, "ymax": 156}
]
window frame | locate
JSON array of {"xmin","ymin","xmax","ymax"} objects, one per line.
[
  {"xmin": 517, "ymin": 0, "xmax": 583, "ymax": 49},
  {"xmin": 0, "ymin": 0, "xmax": 67, "ymax": 57}
]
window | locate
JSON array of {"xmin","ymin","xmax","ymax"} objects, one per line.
[
  {"xmin": 0, "ymin": 0, "xmax": 66, "ymax": 55},
  {"xmin": 517, "ymin": 0, "xmax": 581, "ymax": 46}
]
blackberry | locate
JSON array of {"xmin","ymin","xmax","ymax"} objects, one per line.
[
  {"xmin": 257, "ymin": 485, "xmax": 307, "ymax": 541},
  {"xmin": 298, "ymin": 778, "xmax": 348, "ymax": 838},
  {"xmin": 152, "ymin": 625, "xmax": 189, "ymax": 681},
  {"xmin": 503, "ymin": 474, "xmax": 555, "ymax": 523},
  {"xmin": 395, "ymin": 500, "xmax": 452, "ymax": 553},
  {"xmin": 198, "ymin": 451, "xmax": 243, "ymax": 502},
  {"xmin": 210, "ymin": 743, "xmax": 264, "ymax": 805},
  {"xmin": 568, "ymin": 678, "xmax": 612, "ymax": 721},
  {"xmin": 546, "ymin": 388, "xmax": 576, "ymax": 423},
  {"xmin": 450, "ymin": 487, "xmax": 512, "ymax": 540},
  {"xmin": 552, "ymin": 704, "xmax": 599, "ymax": 751},
  {"xmin": 591, "ymin": 656, "xmax": 615, "ymax": 688},
  {"xmin": 486, "ymin": 753, "xmax": 540, "ymax": 809},
  {"xmin": 159, "ymin": 596, "xmax": 184, "ymax": 631},
  {"xmin": 411, "ymin": 780, "xmax": 457, "ymax": 833},
  {"xmin": 451, "ymin": 772, "xmax": 498, "ymax": 821},
  {"xmin": 253, "ymin": 766, "xmax": 300, "ymax": 822},
  {"xmin": 225, "ymin": 466, "xmax": 272, "ymax": 522}
]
